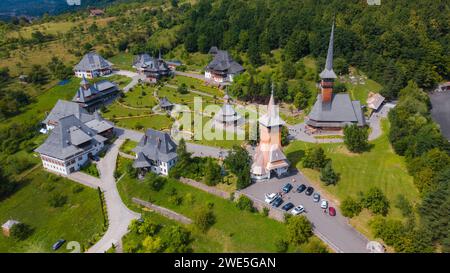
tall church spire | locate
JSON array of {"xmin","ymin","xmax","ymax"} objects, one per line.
[{"xmin": 319, "ymin": 21, "xmax": 337, "ymax": 79}]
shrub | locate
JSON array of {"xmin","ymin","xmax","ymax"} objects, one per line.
[
  {"xmin": 72, "ymin": 184, "xmax": 84, "ymax": 194},
  {"xmin": 48, "ymin": 192, "xmax": 68, "ymax": 207},
  {"xmin": 320, "ymin": 161, "xmax": 339, "ymax": 185},
  {"xmin": 286, "ymin": 216, "xmax": 313, "ymax": 245},
  {"xmin": 262, "ymin": 207, "xmax": 270, "ymax": 217},
  {"xmin": 343, "ymin": 124, "xmax": 369, "ymax": 153},
  {"xmin": 340, "ymin": 196, "xmax": 362, "ymax": 218},
  {"xmin": 361, "ymin": 187, "xmax": 390, "ymax": 216},
  {"xmin": 274, "ymin": 238, "xmax": 289, "ymax": 253},
  {"xmin": 193, "ymin": 207, "xmax": 215, "ymax": 232},
  {"xmin": 303, "ymin": 147, "xmax": 329, "ymax": 170},
  {"xmin": 395, "ymin": 194, "xmax": 413, "ymax": 217},
  {"xmin": 10, "ymin": 223, "xmax": 33, "ymax": 241},
  {"xmin": 146, "ymin": 174, "xmax": 166, "ymax": 192},
  {"xmin": 236, "ymin": 195, "xmax": 254, "ymax": 212}
]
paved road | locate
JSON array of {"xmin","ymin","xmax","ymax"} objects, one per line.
[
  {"xmin": 241, "ymin": 170, "xmax": 370, "ymax": 253},
  {"xmin": 87, "ymin": 139, "xmax": 140, "ymax": 253},
  {"xmin": 114, "ymin": 127, "xmax": 228, "ymax": 159},
  {"xmin": 113, "ymin": 70, "xmax": 145, "ymax": 93},
  {"xmin": 430, "ymin": 91, "xmax": 450, "ymax": 140},
  {"xmin": 174, "ymin": 71, "xmax": 205, "ymax": 80}
]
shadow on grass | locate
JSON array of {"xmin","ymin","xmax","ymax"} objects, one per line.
[{"xmin": 286, "ymin": 149, "xmax": 306, "ymax": 168}]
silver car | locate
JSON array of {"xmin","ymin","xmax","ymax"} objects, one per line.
[
  {"xmin": 313, "ymin": 193, "xmax": 320, "ymax": 202},
  {"xmin": 291, "ymin": 205, "xmax": 305, "ymax": 215}
]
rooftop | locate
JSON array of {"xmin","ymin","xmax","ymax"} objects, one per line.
[{"xmin": 74, "ymin": 52, "xmax": 112, "ymax": 71}]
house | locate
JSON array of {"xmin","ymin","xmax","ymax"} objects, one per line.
[
  {"xmin": 306, "ymin": 22, "xmax": 366, "ymax": 130},
  {"xmin": 166, "ymin": 60, "xmax": 182, "ymax": 71},
  {"xmin": 89, "ymin": 8, "xmax": 105, "ymax": 16},
  {"xmin": 251, "ymin": 87, "xmax": 289, "ymax": 180},
  {"xmin": 35, "ymin": 115, "xmax": 108, "ymax": 175},
  {"xmin": 132, "ymin": 53, "xmax": 171, "ymax": 83},
  {"xmin": 132, "ymin": 129, "xmax": 178, "ymax": 177},
  {"xmin": 212, "ymin": 91, "xmax": 242, "ymax": 129},
  {"xmin": 2, "ymin": 220, "xmax": 20, "ymax": 237},
  {"xmin": 73, "ymin": 76, "xmax": 119, "ymax": 111},
  {"xmin": 74, "ymin": 52, "xmax": 113, "ymax": 79},
  {"xmin": 367, "ymin": 92, "xmax": 385, "ymax": 111},
  {"xmin": 42, "ymin": 99, "xmax": 114, "ymax": 138},
  {"xmin": 159, "ymin": 97, "xmax": 174, "ymax": 111},
  {"xmin": 205, "ymin": 47, "xmax": 244, "ymax": 84}
]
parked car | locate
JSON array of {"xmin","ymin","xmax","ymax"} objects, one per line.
[
  {"xmin": 272, "ymin": 197, "xmax": 283, "ymax": 207},
  {"xmin": 305, "ymin": 186, "xmax": 314, "ymax": 196},
  {"xmin": 264, "ymin": 193, "xmax": 279, "ymax": 204},
  {"xmin": 296, "ymin": 184, "xmax": 307, "ymax": 193},
  {"xmin": 313, "ymin": 192, "xmax": 321, "ymax": 202},
  {"xmin": 328, "ymin": 207, "xmax": 336, "ymax": 216},
  {"xmin": 92, "ymin": 155, "xmax": 100, "ymax": 162},
  {"xmin": 320, "ymin": 199, "xmax": 328, "ymax": 209},
  {"xmin": 52, "ymin": 239, "xmax": 66, "ymax": 251},
  {"xmin": 291, "ymin": 205, "xmax": 305, "ymax": 215},
  {"xmin": 281, "ymin": 202, "xmax": 294, "ymax": 211},
  {"xmin": 282, "ymin": 183, "xmax": 293, "ymax": 193}
]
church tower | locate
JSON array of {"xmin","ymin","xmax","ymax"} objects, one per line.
[
  {"xmin": 251, "ymin": 84, "xmax": 289, "ymax": 180},
  {"xmin": 319, "ymin": 22, "xmax": 337, "ymax": 103}
]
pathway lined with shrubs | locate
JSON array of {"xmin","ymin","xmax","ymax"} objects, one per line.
[{"xmin": 86, "ymin": 139, "xmax": 141, "ymax": 253}]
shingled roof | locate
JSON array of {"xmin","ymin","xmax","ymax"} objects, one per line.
[
  {"xmin": 36, "ymin": 115, "xmax": 106, "ymax": 160},
  {"xmin": 307, "ymin": 93, "xmax": 366, "ymax": 127},
  {"xmin": 74, "ymin": 52, "xmax": 113, "ymax": 71},
  {"xmin": 43, "ymin": 100, "xmax": 94, "ymax": 125},
  {"xmin": 132, "ymin": 129, "xmax": 177, "ymax": 164},
  {"xmin": 133, "ymin": 53, "xmax": 169, "ymax": 72},
  {"xmin": 206, "ymin": 48, "xmax": 244, "ymax": 74}
]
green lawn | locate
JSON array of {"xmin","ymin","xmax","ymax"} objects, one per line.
[
  {"xmin": 102, "ymin": 102, "xmax": 151, "ymax": 119},
  {"xmin": 117, "ymin": 170, "xmax": 326, "ymax": 252},
  {"xmin": 97, "ymin": 74, "xmax": 132, "ymax": 89},
  {"xmin": 120, "ymin": 139, "xmax": 138, "ymax": 156},
  {"xmin": 114, "ymin": 114, "xmax": 174, "ymax": 132},
  {"xmin": 285, "ymin": 119, "xmax": 419, "ymax": 234},
  {"xmin": 0, "ymin": 169, "xmax": 104, "ymax": 253},
  {"xmin": 168, "ymin": 75, "xmax": 224, "ymax": 97},
  {"xmin": 158, "ymin": 86, "xmax": 216, "ymax": 109},
  {"xmin": 122, "ymin": 85, "xmax": 158, "ymax": 108},
  {"xmin": 80, "ymin": 161, "xmax": 100, "ymax": 178},
  {"xmin": 108, "ymin": 52, "xmax": 135, "ymax": 71}
]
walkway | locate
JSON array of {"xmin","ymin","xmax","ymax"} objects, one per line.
[
  {"xmin": 113, "ymin": 70, "xmax": 145, "ymax": 93},
  {"xmin": 132, "ymin": 198, "xmax": 192, "ymax": 224},
  {"xmin": 86, "ymin": 139, "xmax": 140, "ymax": 253}
]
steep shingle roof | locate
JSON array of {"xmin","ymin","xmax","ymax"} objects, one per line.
[
  {"xmin": 132, "ymin": 129, "xmax": 177, "ymax": 163},
  {"xmin": 74, "ymin": 52, "xmax": 112, "ymax": 71},
  {"xmin": 307, "ymin": 93, "xmax": 366, "ymax": 127},
  {"xmin": 43, "ymin": 100, "xmax": 94, "ymax": 125},
  {"xmin": 36, "ymin": 115, "xmax": 106, "ymax": 160},
  {"xmin": 206, "ymin": 48, "xmax": 244, "ymax": 74}
]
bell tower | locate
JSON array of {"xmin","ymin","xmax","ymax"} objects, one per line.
[{"xmin": 319, "ymin": 22, "xmax": 337, "ymax": 103}]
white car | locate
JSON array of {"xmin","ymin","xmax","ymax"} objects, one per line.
[
  {"xmin": 320, "ymin": 200, "xmax": 328, "ymax": 209},
  {"xmin": 291, "ymin": 205, "xmax": 305, "ymax": 215},
  {"xmin": 264, "ymin": 193, "xmax": 279, "ymax": 204}
]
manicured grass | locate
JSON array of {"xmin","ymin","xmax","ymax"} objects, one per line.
[
  {"xmin": 122, "ymin": 85, "xmax": 158, "ymax": 108},
  {"xmin": 102, "ymin": 102, "xmax": 151, "ymax": 119},
  {"xmin": 168, "ymin": 75, "xmax": 223, "ymax": 97},
  {"xmin": 109, "ymin": 52, "xmax": 135, "ymax": 71},
  {"xmin": 0, "ymin": 169, "xmax": 104, "ymax": 253},
  {"xmin": 158, "ymin": 86, "xmax": 216, "ymax": 109},
  {"xmin": 97, "ymin": 74, "xmax": 132, "ymax": 89},
  {"xmin": 114, "ymin": 114, "xmax": 174, "ymax": 132},
  {"xmin": 285, "ymin": 119, "xmax": 419, "ymax": 221},
  {"xmin": 120, "ymin": 139, "xmax": 138, "ymax": 156},
  {"xmin": 117, "ymin": 173, "xmax": 325, "ymax": 252}
]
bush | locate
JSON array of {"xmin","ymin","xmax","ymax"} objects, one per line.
[
  {"xmin": 236, "ymin": 195, "xmax": 254, "ymax": 212},
  {"xmin": 343, "ymin": 124, "xmax": 369, "ymax": 153},
  {"xmin": 361, "ymin": 187, "xmax": 390, "ymax": 216},
  {"xmin": 274, "ymin": 238, "xmax": 289, "ymax": 253},
  {"xmin": 340, "ymin": 197, "xmax": 362, "ymax": 218},
  {"xmin": 302, "ymin": 239, "xmax": 329, "ymax": 253},
  {"xmin": 320, "ymin": 161, "xmax": 339, "ymax": 185},
  {"xmin": 48, "ymin": 192, "xmax": 68, "ymax": 208},
  {"xmin": 10, "ymin": 223, "xmax": 33, "ymax": 241},
  {"xmin": 147, "ymin": 174, "xmax": 166, "ymax": 192},
  {"xmin": 193, "ymin": 206, "xmax": 215, "ymax": 232},
  {"xmin": 303, "ymin": 147, "xmax": 329, "ymax": 170},
  {"xmin": 286, "ymin": 216, "xmax": 313, "ymax": 245},
  {"xmin": 261, "ymin": 207, "xmax": 270, "ymax": 217},
  {"xmin": 72, "ymin": 185, "xmax": 84, "ymax": 194},
  {"xmin": 395, "ymin": 194, "xmax": 413, "ymax": 217}
]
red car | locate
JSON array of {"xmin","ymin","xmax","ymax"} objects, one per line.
[{"xmin": 328, "ymin": 207, "xmax": 336, "ymax": 216}]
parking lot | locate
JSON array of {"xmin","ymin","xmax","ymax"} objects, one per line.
[{"xmin": 241, "ymin": 170, "xmax": 370, "ymax": 253}]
